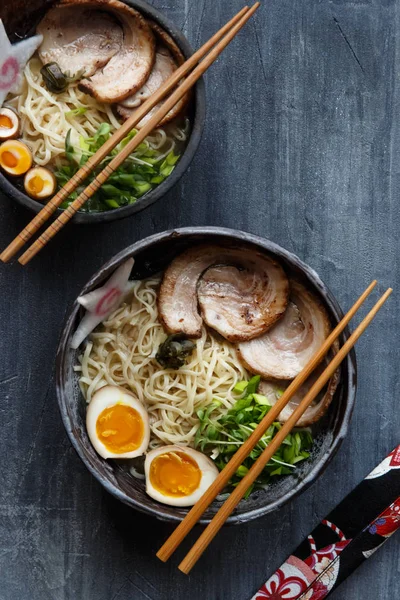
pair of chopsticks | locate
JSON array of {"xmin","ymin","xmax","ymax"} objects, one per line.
[
  {"xmin": 156, "ymin": 280, "xmax": 392, "ymax": 574},
  {"xmin": 0, "ymin": 4, "xmax": 260, "ymax": 265}
]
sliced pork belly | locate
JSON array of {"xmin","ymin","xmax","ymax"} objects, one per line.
[
  {"xmin": 117, "ymin": 46, "xmax": 186, "ymax": 127},
  {"xmin": 37, "ymin": 1, "xmax": 123, "ymax": 78},
  {"xmin": 158, "ymin": 245, "xmax": 289, "ymax": 340},
  {"xmin": 78, "ymin": 0, "xmax": 155, "ymax": 103},
  {"xmin": 197, "ymin": 263, "xmax": 288, "ymax": 342},
  {"xmin": 117, "ymin": 23, "xmax": 187, "ymax": 127},
  {"xmin": 238, "ymin": 281, "xmax": 331, "ymax": 379},
  {"xmin": 258, "ymin": 358, "xmax": 339, "ymax": 426},
  {"xmin": 120, "ymin": 47, "xmax": 176, "ymax": 109},
  {"xmin": 147, "ymin": 21, "xmax": 184, "ymax": 65}
]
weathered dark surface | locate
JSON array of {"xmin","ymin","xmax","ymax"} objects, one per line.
[{"xmin": 0, "ymin": 0, "xmax": 399, "ymax": 598}]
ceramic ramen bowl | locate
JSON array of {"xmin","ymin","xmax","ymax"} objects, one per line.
[
  {"xmin": 56, "ymin": 227, "xmax": 357, "ymax": 524},
  {"xmin": 0, "ymin": 0, "xmax": 205, "ymax": 224}
]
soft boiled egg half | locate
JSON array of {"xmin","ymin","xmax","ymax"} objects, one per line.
[
  {"xmin": 24, "ymin": 166, "xmax": 56, "ymax": 200},
  {"xmin": 0, "ymin": 108, "xmax": 20, "ymax": 140},
  {"xmin": 86, "ymin": 386, "xmax": 150, "ymax": 459},
  {"xmin": 145, "ymin": 445, "xmax": 219, "ymax": 507},
  {"xmin": 0, "ymin": 139, "xmax": 32, "ymax": 176}
]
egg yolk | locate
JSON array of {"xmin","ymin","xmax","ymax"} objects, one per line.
[
  {"xmin": 0, "ymin": 115, "xmax": 13, "ymax": 129},
  {"xmin": 96, "ymin": 404, "xmax": 144, "ymax": 454},
  {"xmin": 0, "ymin": 141, "xmax": 32, "ymax": 175},
  {"xmin": 27, "ymin": 175, "xmax": 45, "ymax": 195},
  {"xmin": 150, "ymin": 451, "xmax": 201, "ymax": 497},
  {"xmin": 2, "ymin": 151, "xmax": 18, "ymax": 168}
]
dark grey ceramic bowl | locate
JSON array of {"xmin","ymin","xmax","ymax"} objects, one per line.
[
  {"xmin": 0, "ymin": 0, "xmax": 205, "ymax": 224},
  {"xmin": 56, "ymin": 227, "xmax": 357, "ymax": 524}
]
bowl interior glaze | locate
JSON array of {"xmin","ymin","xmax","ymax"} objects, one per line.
[
  {"xmin": 56, "ymin": 228, "xmax": 357, "ymax": 524},
  {"xmin": 0, "ymin": 0, "xmax": 205, "ymax": 224}
]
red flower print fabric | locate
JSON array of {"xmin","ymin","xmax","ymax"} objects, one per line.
[
  {"xmin": 367, "ymin": 497, "xmax": 400, "ymax": 537},
  {"xmin": 250, "ymin": 445, "xmax": 400, "ymax": 600}
]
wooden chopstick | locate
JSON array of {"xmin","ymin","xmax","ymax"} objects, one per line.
[
  {"xmin": 156, "ymin": 280, "xmax": 377, "ymax": 563},
  {"xmin": 18, "ymin": 4, "xmax": 260, "ymax": 264},
  {"xmin": 0, "ymin": 5, "xmax": 255, "ymax": 264},
  {"xmin": 18, "ymin": 3, "xmax": 259, "ymax": 264},
  {"xmin": 177, "ymin": 287, "xmax": 393, "ymax": 574}
]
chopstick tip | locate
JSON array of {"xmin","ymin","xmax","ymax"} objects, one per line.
[
  {"xmin": 0, "ymin": 250, "xmax": 10, "ymax": 263},
  {"xmin": 155, "ymin": 550, "xmax": 168, "ymax": 563},
  {"xmin": 247, "ymin": 1, "xmax": 260, "ymax": 13},
  {"xmin": 178, "ymin": 563, "xmax": 191, "ymax": 575}
]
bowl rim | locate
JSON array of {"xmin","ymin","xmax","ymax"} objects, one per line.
[
  {"xmin": 0, "ymin": 0, "xmax": 206, "ymax": 224},
  {"xmin": 56, "ymin": 226, "xmax": 357, "ymax": 524}
]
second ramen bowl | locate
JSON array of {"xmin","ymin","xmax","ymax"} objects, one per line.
[
  {"xmin": 56, "ymin": 227, "xmax": 357, "ymax": 524},
  {"xmin": 0, "ymin": 0, "xmax": 205, "ymax": 224}
]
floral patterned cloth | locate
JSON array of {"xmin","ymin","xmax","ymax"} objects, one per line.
[{"xmin": 251, "ymin": 445, "xmax": 400, "ymax": 600}]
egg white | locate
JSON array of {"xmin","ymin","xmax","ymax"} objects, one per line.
[
  {"xmin": 0, "ymin": 108, "xmax": 19, "ymax": 139},
  {"xmin": 145, "ymin": 445, "xmax": 219, "ymax": 507},
  {"xmin": 86, "ymin": 385, "xmax": 150, "ymax": 459},
  {"xmin": 24, "ymin": 167, "xmax": 56, "ymax": 199}
]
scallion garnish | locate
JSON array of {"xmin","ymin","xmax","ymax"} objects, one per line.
[{"xmin": 194, "ymin": 376, "xmax": 314, "ymax": 495}]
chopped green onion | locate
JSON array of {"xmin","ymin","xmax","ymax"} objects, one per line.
[
  {"xmin": 253, "ymin": 393, "xmax": 271, "ymax": 406},
  {"xmin": 194, "ymin": 377, "xmax": 314, "ymax": 493},
  {"xmin": 66, "ymin": 107, "xmax": 88, "ymax": 117},
  {"xmin": 103, "ymin": 199, "xmax": 120, "ymax": 209},
  {"xmin": 55, "ymin": 122, "xmax": 184, "ymax": 213},
  {"xmin": 233, "ymin": 381, "xmax": 248, "ymax": 394}
]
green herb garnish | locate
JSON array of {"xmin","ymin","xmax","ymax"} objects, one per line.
[
  {"xmin": 195, "ymin": 376, "xmax": 313, "ymax": 496},
  {"xmin": 65, "ymin": 129, "xmax": 75, "ymax": 164},
  {"xmin": 65, "ymin": 107, "xmax": 88, "ymax": 117},
  {"xmin": 55, "ymin": 123, "xmax": 182, "ymax": 213}
]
